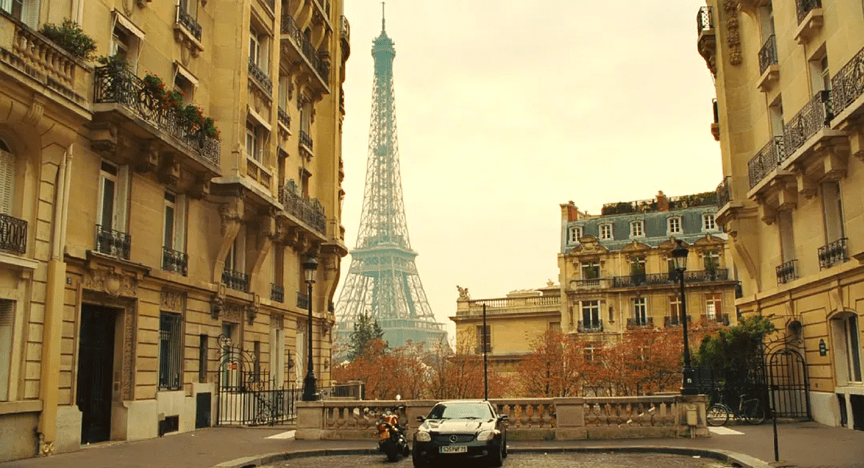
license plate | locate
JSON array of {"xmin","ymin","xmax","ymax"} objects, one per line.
[{"xmin": 440, "ymin": 446, "xmax": 467, "ymax": 454}]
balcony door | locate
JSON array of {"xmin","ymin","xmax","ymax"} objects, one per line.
[{"xmin": 0, "ymin": 140, "xmax": 14, "ymax": 215}]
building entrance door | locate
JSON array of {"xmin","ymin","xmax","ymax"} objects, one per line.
[{"xmin": 76, "ymin": 304, "xmax": 116, "ymax": 444}]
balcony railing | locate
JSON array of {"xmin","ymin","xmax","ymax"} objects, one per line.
[
  {"xmin": 784, "ymin": 90, "xmax": 832, "ymax": 157},
  {"xmin": 279, "ymin": 183, "xmax": 326, "ymax": 234},
  {"xmin": 93, "ymin": 66, "xmax": 221, "ymax": 167},
  {"xmin": 716, "ymin": 176, "xmax": 731, "ymax": 208},
  {"xmin": 626, "ymin": 317, "xmax": 653, "ymax": 330},
  {"xmin": 222, "ymin": 269, "xmax": 249, "ymax": 292},
  {"xmin": 747, "ymin": 136, "xmax": 786, "ymax": 189},
  {"xmin": 796, "ymin": 0, "xmax": 821, "ymax": 23},
  {"xmin": 577, "ymin": 320, "xmax": 603, "ymax": 333},
  {"xmin": 701, "ymin": 314, "xmax": 730, "ymax": 326},
  {"xmin": 299, "ymin": 130, "xmax": 313, "ymax": 151},
  {"xmin": 569, "ymin": 278, "xmax": 609, "ymax": 290},
  {"xmin": 248, "ymin": 59, "xmax": 273, "ymax": 95},
  {"xmin": 176, "ymin": 5, "xmax": 202, "ymax": 41},
  {"xmin": 696, "ymin": 6, "xmax": 713, "ymax": 33},
  {"xmin": 0, "ymin": 213, "xmax": 27, "ymax": 254},
  {"xmin": 831, "ymin": 45, "xmax": 864, "ymax": 118},
  {"xmin": 162, "ymin": 247, "xmax": 188, "ymax": 276},
  {"xmin": 278, "ymin": 107, "xmax": 291, "ymax": 129},
  {"xmin": 280, "ymin": 13, "xmax": 331, "ymax": 85},
  {"xmin": 271, "ymin": 283, "xmax": 285, "ymax": 303},
  {"xmin": 758, "ymin": 35, "xmax": 778, "ymax": 75},
  {"xmin": 818, "ymin": 238, "xmax": 848, "ymax": 270},
  {"xmin": 297, "ymin": 291, "xmax": 309, "ymax": 309},
  {"xmin": 95, "ymin": 224, "xmax": 131, "ymax": 260},
  {"xmin": 611, "ymin": 269, "xmax": 728, "ymax": 288},
  {"xmin": 776, "ymin": 259, "xmax": 798, "ymax": 285},
  {"xmin": 664, "ymin": 316, "xmax": 691, "ymax": 327}
]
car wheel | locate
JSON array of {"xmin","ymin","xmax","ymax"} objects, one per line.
[
  {"xmin": 487, "ymin": 441, "xmax": 504, "ymax": 467},
  {"xmin": 412, "ymin": 450, "xmax": 427, "ymax": 468}
]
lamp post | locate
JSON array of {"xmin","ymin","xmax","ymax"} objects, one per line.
[
  {"xmin": 671, "ymin": 240, "xmax": 698, "ymax": 395},
  {"xmin": 302, "ymin": 254, "xmax": 318, "ymax": 401}
]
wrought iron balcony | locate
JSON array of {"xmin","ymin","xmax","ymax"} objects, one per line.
[
  {"xmin": 277, "ymin": 108, "xmax": 291, "ymax": 129},
  {"xmin": 831, "ymin": 45, "xmax": 864, "ymax": 119},
  {"xmin": 299, "ymin": 130, "xmax": 313, "ymax": 151},
  {"xmin": 93, "ymin": 66, "xmax": 221, "ymax": 168},
  {"xmin": 776, "ymin": 259, "xmax": 798, "ymax": 285},
  {"xmin": 280, "ymin": 13, "xmax": 331, "ymax": 87},
  {"xmin": 747, "ymin": 136, "xmax": 786, "ymax": 189},
  {"xmin": 95, "ymin": 224, "xmax": 131, "ymax": 260},
  {"xmin": 162, "ymin": 247, "xmax": 188, "ymax": 276},
  {"xmin": 664, "ymin": 316, "xmax": 691, "ymax": 328},
  {"xmin": 176, "ymin": 5, "xmax": 202, "ymax": 41},
  {"xmin": 271, "ymin": 283, "xmax": 284, "ymax": 303},
  {"xmin": 758, "ymin": 35, "xmax": 778, "ymax": 75},
  {"xmin": 222, "ymin": 269, "xmax": 249, "ymax": 292},
  {"xmin": 701, "ymin": 314, "xmax": 730, "ymax": 326},
  {"xmin": 796, "ymin": 0, "xmax": 821, "ymax": 23},
  {"xmin": 248, "ymin": 59, "xmax": 273, "ymax": 95},
  {"xmin": 279, "ymin": 183, "xmax": 326, "ymax": 235},
  {"xmin": 716, "ymin": 176, "xmax": 731, "ymax": 208},
  {"xmin": 296, "ymin": 291, "xmax": 309, "ymax": 309},
  {"xmin": 784, "ymin": 90, "xmax": 832, "ymax": 157},
  {"xmin": 696, "ymin": 6, "xmax": 713, "ymax": 33},
  {"xmin": 818, "ymin": 238, "xmax": 848, "ymax": 270},
  {"xmin": 0, "ymin": 213, "xmax": 27, "ymax": 254},
  {"xmin": 627, "ymin": 317, "xmax": 653, "ymax": 330},
  {"xmin": 611, "ymin": 269, "xmax": 728, "ymax": 288},
  {"xmin": 577, "ymin": 320, "xmax": 603, "ymax": 333}
]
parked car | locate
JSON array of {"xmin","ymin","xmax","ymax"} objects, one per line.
[{"xmin": 412, "ymin": 400, "xmax": 508, "ymax": 467}]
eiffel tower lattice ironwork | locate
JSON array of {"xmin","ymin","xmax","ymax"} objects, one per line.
[{"xmin": 334, "ymin": 8, "xmax": 446, "ymax": 351}]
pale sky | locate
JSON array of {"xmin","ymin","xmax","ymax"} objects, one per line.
[{"xmin": 337, "ymin": 0, "xmax": 722, "ymax": 341}]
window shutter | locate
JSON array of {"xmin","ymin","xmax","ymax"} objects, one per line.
[
  {"xmin": 21, "ymin": 0, "xmax": 39, "ymax": 29},
  {"xmin": 0, "ymin": 149, "xmax": 14, "ymax": 215},
  {"xmin": 0, "ymin": 300, "xmax": 14, "ymax": 401}
]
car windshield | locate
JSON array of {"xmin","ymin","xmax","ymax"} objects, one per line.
[{"xmin": 427, "ymin": 403, "xmax": 494, "ymax": 420}]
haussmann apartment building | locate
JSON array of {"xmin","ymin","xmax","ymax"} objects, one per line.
[
  {"xmin": 696, "ymin": 0, "xmax": 864, "ymax": 429},
  {"xmin": 0, "ymin": 0, "xmax": 350, "ymax": 461}
]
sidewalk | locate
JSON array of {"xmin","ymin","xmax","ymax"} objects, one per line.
[{"xmin": 0, "ymin": 422, "xmax": 862, "ymax": 468}]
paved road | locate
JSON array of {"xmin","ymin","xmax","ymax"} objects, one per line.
[{"xmin": 266, "ymin": 453, "xmax": 729, "ymax": 468}]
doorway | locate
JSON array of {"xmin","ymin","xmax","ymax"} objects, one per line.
[{"xmin": 76, "ymin": 304, "xmax": 116, "ymax": 444}]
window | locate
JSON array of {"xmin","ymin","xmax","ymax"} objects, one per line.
[
  {"xmin": 98, "ymin": 161, "xmax": 118, "ymax": 231},
  {"xmin": 581, "ymin": 300, "xmax": 600, "ymax": 328},
  {"xmin": 581, "ymin": 262, "xmax": 599, "ymax": 280},
  {"xmin": 549, "ymin": 322, "xmax": 561, "ymax": 333},
  {"xmin": 810, "ymin": 54, "xmax": 831, "ymax": 94},
  {"xmin": 173, "ymin": 67, "xmax": 195, "ymax": 103},
  {"xmin": 822, "ymin": 181, "xmax": 845, "ymax": 243},
  {"xmin": 300, "ymin": 99, "xmax": 312, "ymax": 136},
  {"xmin": 0, "ymin": 139, "xmax": 14, "ymax": 215},
  {"xmin": 198, "ymin": 335, "xmax": 208, "ymax": 383},
  {"xmin": 599, "ymin": 223, "xmax": 613, "ymax": 240},
  {"xmin": 703, "ymin": 250, "xmax": 720, "ymax": 270},
  {"xmin": 220, "ymin": 323, "xmax": 238, "ymax": 388},
  {"xmin": 476, "ymin": 325, "xmax": 491, "ymax": 353},
  {"xmin": 630, "ymin": 220, "xmax": 644, "ymax": 237},
  {"xmin": 584, "ymin": 343, "xmax": 596, "ymax": 361},
  {"xmin": 669, "ymin": 296, "xmax": 682, "ymax": 323},
  {"xmin": 568, "ymin": 226, "xmax": 583, "ymax": 244},
  {"xmin": 163, "ymin": 192, "xmax": 187, "ymax": 252},
  {"xmin": 179, "ymin": 0, "xmax": 198, "ymax": 20},
  {"xmin": 253, "ymin": 340, "xmax": 261, "ymax": 379},
  {"xmin": 225, "ymin": 229, "xmax": 246, "ymax": 273},
  {"xmin": 249, "ymin": 29, "xmax": 260, "ymax": 67},
  {"xmin": 702, "ymin": 213, "xmax": 717, "ymax": 231},
  {"xmin": 270, "ymin": 327, "xmax": 285, "ymax": 384},
  {"xmin": 833, "ymin": 314, "xmax": 862, "ymax": 385},
  {"xmin": 0, "ymin": 300, "xmax": 13, "ymax": 401},
  {"xmin": 769, "ymin": 98, "xmax": 784, "ymax": 137},
  {"xmin": 246, "ymin": 120, "xmax": 267, "ymax": 163},
  {"xmin": 778, "ymin": 210, "xmax": 796, "ymax": 263},
  {"xmin": 110, "ymin": 14, "xmax": 144, "ymax": 71},
  {"xmin": 668, "ymin": 217, "xmax": 682, "ymax": 235},
  {"xmin": 300, "ymin": 167, "xmax": 311, "ymax": 198},
  {"xmin": 633, "ymin": 297, "xmax": 647, "ymax": 325},
  {"xmin": 630, "ymin": 257, "xmax": 646, "ymax": 276},
  {"xmin": 248, "ymin": 25, "xmax": 269, "ymax": 74},
  {"xmin": 159, "ymin": 313, "xmax": 183, "ymax": 390},
  {"xmin": 705, "ymin": 294, "xmax": 721, "ymax": 320},
  {"xmin": 0, "ymin": 0, "xmax": 38, "ymax": 28}
]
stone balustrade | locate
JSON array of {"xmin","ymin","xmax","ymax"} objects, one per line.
[{"xmin": 296, "ymin": 394, "xmax": 708, "ymax": 441}]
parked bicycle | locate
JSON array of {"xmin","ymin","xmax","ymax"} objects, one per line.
[{"xmin": 707, "ymin": 393, "xmax": 766, "ymax": 426}]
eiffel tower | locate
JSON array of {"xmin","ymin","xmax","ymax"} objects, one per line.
[{"xmin": 334, "ymin": 6, "xmax": 446, "ymax": 352}]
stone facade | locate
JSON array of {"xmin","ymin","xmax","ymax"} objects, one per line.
[
  {"xmin": 0, "ymin": 0, "xmax": 349, "ymax": 461},
  {"xmin": 699, "ymin": 0, "xmax": 864, "ymax": 429}
]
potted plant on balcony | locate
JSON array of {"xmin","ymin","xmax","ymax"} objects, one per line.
[
  {"xmin": 39, "ymin": 19, "xmax": 96, "ymax": 60},
  {"xmin": 630, "ymin": 261, "xmax": 646, "ymax": 285},
  {"xmin": 704, "ymin": 253, "xmax": 718, "ymax": 280}
]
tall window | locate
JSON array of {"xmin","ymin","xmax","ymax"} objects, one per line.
[
  {"xmin": 98, "ymin": 161, "xmax": 118, "ymax": 231},
  {"xmin": 705, "ymin": 293, "xmax": 721, "ymax": 320},
  {"xmin": 278, "ymin": 74, "xmax": 290, "ymax": 113},
  {"xmin": 703, "ymin": 250, "xmax": 720, "ymax": 270},
  {"xmin": 110, "ymin": 15, "xmax": 144, "ymax": 71},
  {"xmin": 249, "ymin": 25, "xmax": 269, "ymax": 75},
  {"xmin": 822, "ymin": 181, "xmax": 845, "ymax": 243},
  {"xmin": 668, "ymin": 217, "xmax": 682, "ymax": 235},
  {"xmin": 581, "ymin": 262, "xmax": 599, "ymax": 279},
  {"xmin": 246, "ymin": 121, "xmax": 264, "ymax": 163},
  {"xmin": 249, "ymin": 29, "xmax": 261, "ymax": 67},
  {"xmin": 0, "ymin": 300, "xmax": 13, "ymax": 401},
  {"xmin": 702, "ymin": 213, "xmax": 717, "ymax": 231},
  {"xmin": 630, "ymin": 220, "xmax": 644, "ymax": 237},
  {"xmin": 778, "ymin": 210, "xmax": 796, "ymax": 263},
  {"xmin": 159, "ymin": 313, "xmax": 183, "ymax": 390},
  {"xmin": 198, "ymin": 334, "xmax": 208, "ymax": 384},
  {"xmin": 582, "ymin": 300, "xmax": 600, "ymax": 328},
  {"xmin": 630, "ymin": 256, "xmax": 646, "ymax": 276},
  {"xmin": 810, "ymin": 54, "xmax": 831, "ymax": 94},
  {"xmin": 0, "ymin": 0, "xmax": 38, "ymax": 28},
  {"xmin": 163, "ymin": 192, "xmax": 187, "ymax": 252},
  {"xmin": 584, "ymin": 343, "xmax": 596, "ymax": 361},
  {"xmin": 769, "ymin": 98, "xmax": 784, "ymax": 137},
  {"xmin": 173, "ymin": 68, "xmax": 195, "ymax": 103},
  {"xmin": 834, "ymin": 314, "xmax": 862, "ymax": 384},
  {"xmin": 220, "ymin": 323, "xmax": 238, "ymax": 388},
  {"xmin": 179, "ymin": 0, "xmax": 198, "ymax": 19},
  {"xmin": 633, "ymin": 297, "xmax": 647, "ymax": 325},
  {"xmin": 669, "ymin": 296, "xmax": 682, "ymax": 323},
  {"xmin": 0, "ymin": 139, "xmax": 14, "ymax": 215},
  {"xmin": 599, "ymin": 223, "xmax": 613, "ymax": 240},
  {"xmin": 568, "ymin": 226, "xmax": 583, "ymax": 244},
  {"xmin": 476, "ymin": 325, "xmax": 491, "ymax": 353}
]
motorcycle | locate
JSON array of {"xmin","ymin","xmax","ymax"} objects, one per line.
[{"xmin": 376, "ymin": 405, "xmax": 410, "ymax": 462}]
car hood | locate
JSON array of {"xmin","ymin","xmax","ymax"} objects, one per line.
[{"xmin": 421, "ymin": 419, "xmax": 495, "ymax": 434}]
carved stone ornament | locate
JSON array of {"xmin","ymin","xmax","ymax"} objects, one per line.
[
  {"xmin": 82, "ymin": 268, "xmax": 138, "ymax": 298},
  {"xmin": 246, "ymin": 304, "xmax": 259, "ymax": 325},
  {"xmin": 271, "ymin": 313, "xmax": 284, "ymax": 329},
  {"xmin": 223, "ymin": 303, "xmax": 243, "ymax": 323},
  {"xmin": 220, "ymin": 197, "xmax": 244, "ymax": 233},
  {"xmin": 211, "ymin": 295, "xmax": 224, "ymax": 320},
  {"xmin": 321, "ymin": 319, "xmax": 333, "ymax": 337},
  {"xmin": 161, "ymin": 290, "xmax": 185, "ymax": 313},
  {"xmin": 456, "ymin": 285, "xmax": 470, "ymax": 301},
  {"xmin": 724, "ymin": 0, "xmax": 742, "ymax": 66}
]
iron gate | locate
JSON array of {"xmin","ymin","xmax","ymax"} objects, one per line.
[
  {"xmin": 768, "ymin": 348, "xmax": 810, "ymax": 419},
  {"xmin": 216, "ymin": 335, "xmax": 300, "ymax": 426}
]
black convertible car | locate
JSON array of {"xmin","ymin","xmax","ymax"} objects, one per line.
[{"xmin": 412, "ymin": 400, "xmax": 508, "ymax": 467}]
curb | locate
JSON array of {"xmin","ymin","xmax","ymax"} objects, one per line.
[{"xmin": 211, "ymin": 446, "xmax": 772, "ymax": 468}]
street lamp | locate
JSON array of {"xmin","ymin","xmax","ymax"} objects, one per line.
[
  {"xmin": 671, "ymin": 240, "xmax": 698, "ymax": 396},
  {"xmin": 302, "ymin": 254, "xmax": 318, "ymax": 401}
]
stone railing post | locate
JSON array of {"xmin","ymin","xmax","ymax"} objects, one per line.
[
  {"xmin": 296, "ymin": 401, "xmax": 325, "ymax": 440},
  {"xmin": 679, "ymin": 394, "xmax": 709, "ymax": 437},
  {"xmin": 553, "ymin": 397, "xmax": 585, "ymax": 440},
  {"xmin": 404, "ymin": 400, "xmax": 437, "ymax": 439}
]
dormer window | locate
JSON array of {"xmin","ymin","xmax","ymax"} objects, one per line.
[
  {"xmin": 703, "ymin": 213, "xmax": 717, "ymax": 231},
  {"xmin": 630, "ymin": 220, "xmax": 645, "ymax": 237},
  {"xmin": 568, "ymin": 226, "xmax": 583, "ymax": 244},
  {"xmin": 668, "ymin": 216, "xmax": 682, "ymax": 235},
  {"xmin": 599, "ymin": 223, "xmax": 613, "ymax": 240}
]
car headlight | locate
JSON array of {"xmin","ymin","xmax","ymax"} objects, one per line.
[
  {"xmin": 416, "ymin": 431, "xmax": 431, "ymax": 442},
  {"xmin": 476, "ymin": 430, "xmax": 498, "ymax": 441}
]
